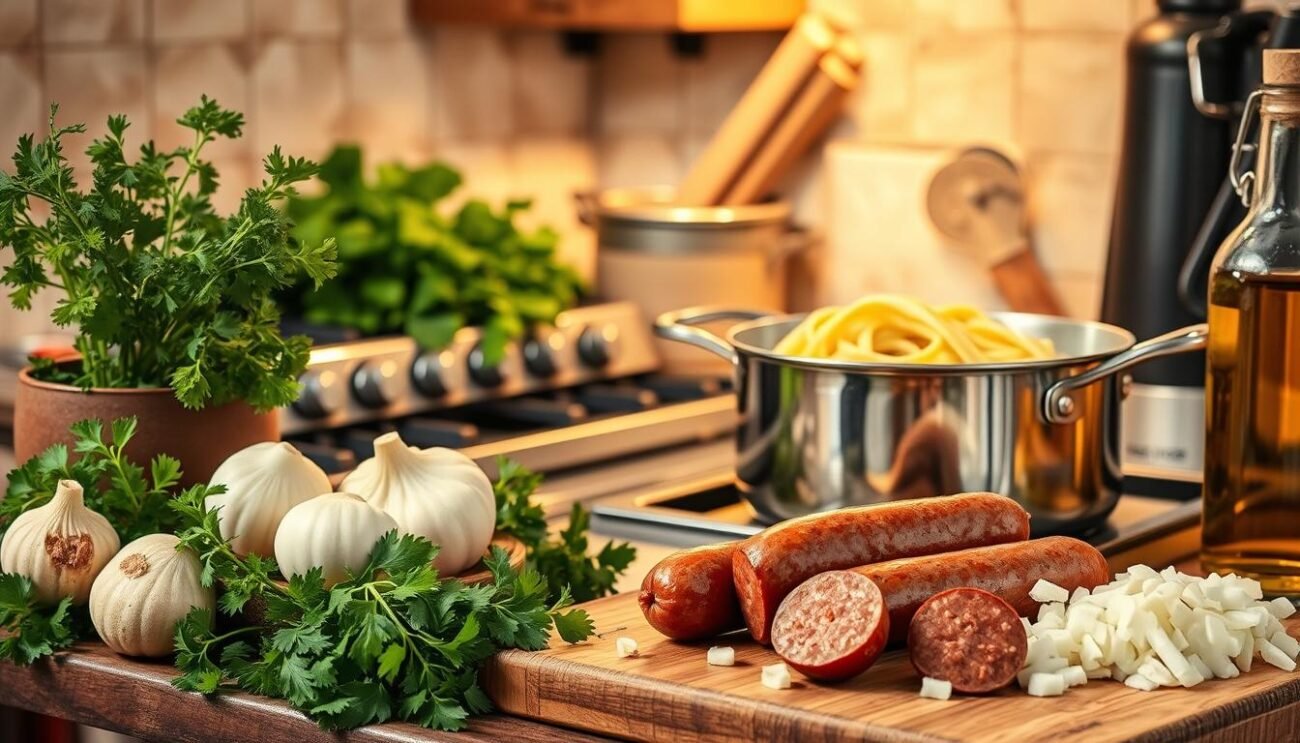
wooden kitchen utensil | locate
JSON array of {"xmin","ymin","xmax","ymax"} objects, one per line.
[
  {"xmin": 482, "ymin": 574, "xmax": 1300, "ymax": 742},
  {"xmin": 721, "ymin": 36, "xmax": 862, "ymax": 205},
  {"xmin": 926, "ymin": 148, "xmax": 1066, "ymax": 316},
  {"xmin": 676, "ymin": 14, "xmax": 837, "ymax": 206}
]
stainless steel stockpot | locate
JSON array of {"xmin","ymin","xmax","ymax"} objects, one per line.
[{"xmin": 656, "ymin": 307, "xmax": 1209, "ymax": 536}]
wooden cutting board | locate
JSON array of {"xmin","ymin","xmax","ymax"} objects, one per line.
[{"xmin": 482, "ymin": 591, "xmax": 1300, "ymax": 742}]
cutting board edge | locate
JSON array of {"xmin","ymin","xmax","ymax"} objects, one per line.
[
  {"xmin": 1133, "ymin": 674, "xmax": 1300, "ymax": 742},
  {"xmin": 485, "ymin": 648, "xmax": 948, "ymax": 743}
]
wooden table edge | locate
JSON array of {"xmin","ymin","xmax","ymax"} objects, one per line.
[{"xmin": 0, "ymin": 641, "xmax": 612, "ymax": 743}]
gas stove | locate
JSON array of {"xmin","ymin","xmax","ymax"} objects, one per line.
[
  {"xmin": 281, "ymin": 302, "xmax": 662, "ymax": 435},
  {"xmin": 275, "ymin": 302, "xmax": 739, "ymax": 503}
]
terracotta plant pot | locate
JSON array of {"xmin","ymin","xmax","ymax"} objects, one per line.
[{"xmin": 15, "ymin": 368, "xmax": 279, "ymax": 485}]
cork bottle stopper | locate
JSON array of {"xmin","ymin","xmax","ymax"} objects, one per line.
[{"xmin": 1263, "ymin": 49, "xmax": 1300, "ymax": 87}]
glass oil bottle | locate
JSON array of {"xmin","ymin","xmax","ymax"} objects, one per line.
[{"xmin": 1202, "ymin": 49, "xmax": 1300, "ymax": 594}]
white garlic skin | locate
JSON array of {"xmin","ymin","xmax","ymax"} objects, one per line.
[
  {"xmin": 0, "ymin": 479, "xmax": 120, "ymax": 605},
  {"xmin": 205, "ymin": 441, "xmax": 332, "ymax": 558},
  {"xmin": 341, "ymin": 432, "xmax": 496, "ymax": 576},
  {"xmin": 89, "ymin": 533, "xmax": 214, "ymax": 658},
  {"xmin": 274, "ymin": 492, "xmax": 399, "ymax": 587}
]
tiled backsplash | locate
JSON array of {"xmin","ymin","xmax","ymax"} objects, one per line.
[{"xmin": 0, "ymin": 0, "xmax": 1277, "ymax": 345}]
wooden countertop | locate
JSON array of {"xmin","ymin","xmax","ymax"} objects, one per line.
[{"xmin": 0, "ymin": 641, "xmax": 611, "ymax": 742}]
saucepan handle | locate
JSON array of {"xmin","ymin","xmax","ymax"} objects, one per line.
[
  {"xmin": 654, "ymin": 307, "xmax": 771, "ymax": 368},
  {"xmin": 1042, "ymin": 324, "xmax": 1209, "ymax": 424}
]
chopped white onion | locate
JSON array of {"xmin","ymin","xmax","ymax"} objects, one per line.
[
  {"xmin": 1260, "ymin": 638, "xmax": 1297, "ymax": 672},
  {"xmin": 615, "ymin": 637, "xmax": 639, "ymax": 658},
  {"xmin": 1124, "ymin": 673, "xmax": 1158, "ymax": 691},
  {"xmin": 1030, "ymin": 580, "xmax": 1070, "ymax": 604},
  {"xmin": 761, "ymin": 662, "xmax": 791, "ymax": 690},
  {"xmin": 1269, "ymin": 597, "xmax": 1296, "ymax": 619},
  {"xmin": 919, "ymin": 677, "xmax": 952, "ymax": 700},
  {"xmin": 707, "ymin": 646, "xmax": 734, "ymax": 666},
  {"xmin": 1271, "ymin": 630, "xmax": 1300, "ymax": 659},
  {"xmin": 1027, "ymin": 673, "xmax": 1065, "ymax": 697},
  {"xmin": 1020, "ymin": 564, "xmax": 1299, "ymax": 698},
  {"xmin": 1058, "ymin": 665, "xmax": 1088, "ymax": 687}
]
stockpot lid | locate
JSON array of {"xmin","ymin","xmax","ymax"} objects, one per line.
[
  {"xmin": 582, "ymin": 186, "xmax": 791, "ymax": 230},
  {"xmin": 725, "ymin": 312, "xmax": 1138, "ymax": 375}
]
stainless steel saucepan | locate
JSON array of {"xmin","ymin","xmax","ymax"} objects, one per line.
[{"xmin": 656, "ymin": 307, "xmax": 1208, "ymax": 535}]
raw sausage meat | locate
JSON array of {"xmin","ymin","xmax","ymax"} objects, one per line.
[
  {"xmin": 855, "ymin": 536, "xmax": 1108, "ymax": 644},
  {"xmin": 639, "ymin": 544, "xmax": 741, "ymax": 640},
  {"xmin": 770, "ymin": 571, "xmax": 890, "ymax": 681},
  {"xmin": 732, "ymin": 493, "xmax": 1030, "ymax": 644},
  {"xmin": 908, "ymin": 587, "xmax": 1027, "ymax": 693}
]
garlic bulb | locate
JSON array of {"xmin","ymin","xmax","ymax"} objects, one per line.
[
  {"xmin": 205, "ymin": 441, "xmax": 332, "ymax": 557},
  {"xmin": 0, "ymin": 479, "xmax": 120, "ymax": 605},
  {"xmin": 89, "ymin": 533, "xmax": 214, "ymax": 657},
  {"xmin": 341, "ymin": 432, "xmax": 496, "ymax": 575},
  {"xmin": 274, "ymin": 492, "xmax": 399, "ymax": 587}
]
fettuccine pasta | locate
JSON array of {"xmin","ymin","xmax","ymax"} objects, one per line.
[{"xmin": 775, "ymin": 295, "xmax": 1054, "ymax": 363}]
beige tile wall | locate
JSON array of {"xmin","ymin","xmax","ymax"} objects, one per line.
[{"xmin": 0, "ymin": 0, "xmax": 1279, "ymax": 347}]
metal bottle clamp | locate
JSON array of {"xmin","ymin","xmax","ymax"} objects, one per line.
[{"xmin": 1230, "ymin": 89, "xmax": 1264, "ymax": 208}]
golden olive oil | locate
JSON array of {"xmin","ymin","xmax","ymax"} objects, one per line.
[{"xmin": 1202, "ymin": 272, "xmax": 1300, "ymax": 593}]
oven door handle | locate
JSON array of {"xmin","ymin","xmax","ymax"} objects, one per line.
[{"xmin": 654, "ymin": 307, "xmax": 771, "ymax": 368}]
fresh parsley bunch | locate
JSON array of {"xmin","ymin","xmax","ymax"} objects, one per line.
[
  {"xmin": 280, "ymin": 145, "xmax": 582, "ymax": 364},
  {"xmin": 169, "ymin": 486, "xmax": 596, "ymax": 731},
  {"xmin": 494, "ymin": 458, "xmax": 636, "ymax": 603},
  {"xmin": 0, "ymin": 97, "xmax": 336, "ymax": 410},
  {"xmin": 0, "ymin": 573, "xmax": 78, "ymax": 665},
  {"xmin": 0, "ymin": 417, "xmax": 186, "ymax": 544}
]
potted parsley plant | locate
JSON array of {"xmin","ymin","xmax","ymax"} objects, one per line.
[{"xmin": 0, "ymin": 97, "xmax": 335, "ymax": 481}]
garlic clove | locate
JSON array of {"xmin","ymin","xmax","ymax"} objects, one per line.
[
  {"xmin": 0, "ymin": 479, "xmax": 120, "ymax": 605},
  {"xmin": 341, "ymin": 432, "xmax": 496, "ymax": 576},
  {"xmin": 205, "ymin": 441, "xmax": 332, "ymax": 558}
]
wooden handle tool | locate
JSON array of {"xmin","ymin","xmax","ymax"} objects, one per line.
[
  {"xmin": 721, "ymin": 39, "xmax": 860, "ymax": 205},
  {"xmin": 676, "ymin": 14, "xmax": 837, "ymax": 206}
]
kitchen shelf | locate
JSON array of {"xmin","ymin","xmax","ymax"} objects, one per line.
[
  {"xmin": 411, "ymin": 0, "xmax": 803, "ymax": 32},
  {"xmin": 0, "ymin": 642, "xmax": 607, "ymax": 743}
]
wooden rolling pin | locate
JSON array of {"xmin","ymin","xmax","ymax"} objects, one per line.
[
  {"xmin": 676, "ymin": 14, "xmax": 837, "ymax": 206},
  {"xmin": 722, "ymin": 36, "xmax": 861, "ymax": 205}
]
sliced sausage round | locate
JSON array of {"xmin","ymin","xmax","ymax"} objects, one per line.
[
  {"xmin": 771, "ymin": 570, "xmax": 890, "ymax": 682},
  {"xmin": 908, "ymin": 587, "xmax": 1027, "ymax": 693},
  {"xmin": 639, "ymin": 544, "xmax": 741, "ymax": 640}
]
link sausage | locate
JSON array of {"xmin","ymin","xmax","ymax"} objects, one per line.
[
  {"xmin": 639, "ymin": 544, "xmax": 741, "ymax": 640},
  {"xmin": 770, "ymin": 570, "xmax": 890, "ymax": 681},
  {"xmin": 732, "ymin": 492, "xmax": 1030, "ymax": 644},
  {"xmin": 854, "ymin": 536, "xmax": 1109, "ymax": 645},
  {"xmin": 909, "ymin": 587, "xmax": 1027, "ymax": 693}
]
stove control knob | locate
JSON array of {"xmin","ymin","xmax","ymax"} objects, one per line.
[
  {"xmin": 352, "ymin": 359, "xmax": 401, "ymax": 408},
  {"xmin": 411, "ymin": 351, "xmax": 450, "ymax": 397},
  {"xmin": 523, "ymin": 336, "xmax": 558, "ymax": 377},
  {"xmin": 577, "ymin": 325, "xmax": 618, "ymax": 368},
  {"xmin": 467, "ymin": 344, "xmax": 506, "ymax": 388},
  {"xmin": 294, "ymin": 368, "xmax": 347, "ymax": 418}
]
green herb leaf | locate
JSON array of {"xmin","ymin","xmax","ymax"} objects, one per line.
[
  {"xmin": 0, "ymin": 416, "xmax": 196, "ymax": 544},
  {"xmin": 494, "ymin": 459, "xmax": 636, "ymax": 605},
  {"xmin": 552, "ymin": 608, "xmax": 596, "ymax": 644},
  {"xmin": 279, "ymin": 147, "xmax": 581, "ymax": 353},
  {"xmin": 0, "ymin": 573, "xmax": 78, "ymax": 665}
]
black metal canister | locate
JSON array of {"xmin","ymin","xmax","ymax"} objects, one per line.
[{"xmin": 1101, "ymin": 0, "xmax": 1240, "ymax": 476}]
